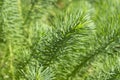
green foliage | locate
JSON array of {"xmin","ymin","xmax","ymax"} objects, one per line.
[
  {"xmin": 20, "ymin": 61, "xmax": 54, "ymax": 80},
  {"xmin": 0, "ymin": 0, "xmax": 120, "ymax": 80}
]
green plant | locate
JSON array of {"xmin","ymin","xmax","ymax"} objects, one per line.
[{"xmin": 0, "ymin": 0, "xmax": 120, "ymax": 80}]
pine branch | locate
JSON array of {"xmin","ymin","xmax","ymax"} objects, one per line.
[
  {"xmin": 31, "ymin": 9, "xmax": 91, "ymax": 67},
  {"xmin": 66, "ymin": 15, "xmax": 120, "ymax": 79},
  {"xmin": 66, "ymin": 38, "xmax": 114, "ymax": 79},
  {"xmin": 1, "ymin": 0, "xmax": 24, "ymax": 79},
  {"xmin": 21, "ymin": 61, "xmax": 54, "ymax": 80},
  {"xmin": 0, "ymin": 0, "xmax": 120, "ymax": 80}
]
